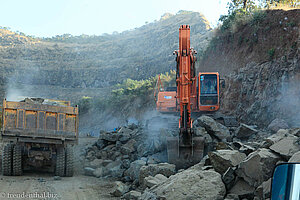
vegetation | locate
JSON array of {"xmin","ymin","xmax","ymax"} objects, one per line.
[
  {"xmin": 219, "ymin": 0, "xmax": 299, "ymax": 33},
  {"xmin": 77, "ymin": 71, "xmax": 176, "ymax": 118}
]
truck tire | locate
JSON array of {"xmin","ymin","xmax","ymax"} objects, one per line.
[
  {"xmin": 13, "ymin": 145, "xmax": 23, "ymax": 176},
  {"xmin": 65, "ymin": 146, "xmax": 74, "ymax": 177},
  {"xmin": 55, "ymin": 147, "xmax": 65, "ymax": 177},
  {"xmin": 2, "ymin": 144, "xmax": 13, "ymax": 176}
]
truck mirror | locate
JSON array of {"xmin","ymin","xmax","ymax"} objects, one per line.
[
  {"xmin": 271, "ymin": 163, "xmax": 300, "ymax": 200},
  {"xmin": 220, "ymin": 79, "xmax": 225, "ymax": 88}
]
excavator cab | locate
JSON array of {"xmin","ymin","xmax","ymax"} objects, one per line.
[{"xmin": 198, "ymin": 72, "xmax": 220, "ymax": 112}]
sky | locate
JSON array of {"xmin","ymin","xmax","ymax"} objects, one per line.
[{"xmin": 0, "ymin": 0, "xmax": 230, "ymax": 37}]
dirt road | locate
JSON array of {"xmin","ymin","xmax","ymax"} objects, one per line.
[{"xmin": 0, "ymin": 137, "xmax": 118, "ymax": 200}]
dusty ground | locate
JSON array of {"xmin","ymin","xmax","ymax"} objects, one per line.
[{"xmin": 0, "ymin": 137, "xmax": 118, "ymax": 200}]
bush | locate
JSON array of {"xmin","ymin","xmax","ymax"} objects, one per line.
[{"xmin": 268, "ymin": 48, "xmax": 275, "ymax": 60}]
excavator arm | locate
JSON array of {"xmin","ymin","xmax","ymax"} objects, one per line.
[{"xmin": 167, "ymin": 25, "xmax": 204, "ymax": 169}]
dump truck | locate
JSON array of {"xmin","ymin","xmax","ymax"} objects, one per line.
[{"xmin": 1, "ymin": 98, "xmax": 78, "ymax": 176}]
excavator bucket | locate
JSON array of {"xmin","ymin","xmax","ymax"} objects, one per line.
[{"xmin": 167, "ymin": 136, "xmax": 204, "ymax": 169}]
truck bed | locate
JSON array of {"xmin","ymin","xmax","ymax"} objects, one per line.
[{"xmin": 1, "ymin": 99, "xmax": 78, "ymax": 144}]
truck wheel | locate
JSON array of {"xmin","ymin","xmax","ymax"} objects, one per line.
[
  {"xmin": 55, "ymin": 147, "xmax": 65, "ymax": 177},
  {"xmin": 2, "ymin": 144, "xmax": 13, "ymax": 176},
  {"xmin": 65, "ymin": 146, "xmax": 74, "ymax": 177},
  {"xmin": 13, "ymin": 145, "xmax": 23, "ymax": 176}
]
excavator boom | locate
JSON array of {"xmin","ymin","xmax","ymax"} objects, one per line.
[{"xmin": 167, "ymin": 25, "xmax": 204, "ymax": 169}]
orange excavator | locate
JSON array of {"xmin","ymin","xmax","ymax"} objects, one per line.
[{"xmin": 154, "ymin": 25, "xmax": 225, "ymax": 168}]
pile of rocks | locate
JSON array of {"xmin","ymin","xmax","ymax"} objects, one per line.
[
  {"xmin": 84, "ymin": 115, "xmax": 300, "ymax": 200},
  {"xmin": 83, "ymin": 123, "xmax": 172, "ymax": 181}
]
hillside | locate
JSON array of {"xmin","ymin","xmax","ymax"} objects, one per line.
[
  {"xmin": 0, "ymin": 11, "xmax": 212, "ymax": 102},
  {"xmin": 199, "ymin": 9, "xmax": 299, "ymax": 75},
  {"xmin": 200, "ymin": 9, "xmax": 300, "ymax": 127}
]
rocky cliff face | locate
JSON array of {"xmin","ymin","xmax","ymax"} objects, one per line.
[
  {"xmin": 201, "ymin": 9, "xmax": 300, "ymax": 127},
  {"xmin": 222, "ymin": 48, "xmax": 300, "ymax": 127}
]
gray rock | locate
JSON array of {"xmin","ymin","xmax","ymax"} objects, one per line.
[
  {"xmin": 269, "ymin": 135, "xmax": 300, "ymax": 159},
  {"xmin": 118, "ymin": 127, "xmax": 132, "ymax": 135},
  {"xmin": 146, "ymin": 156, "xmax": 159, "ymax": 165},
  {"xmin": 93, "ymin": 168, "xmax": 104, "ymax": 178},
  {"xmin": 106, "ymin": 160, "xmax": 124, "ymax": 178},
  {"xmin": 120, "ymin": 139, "xmax": 136, "ymax": 155},
  {"xmin": 111, "ymin": 181, "xmax": 129, "ymax": 197},
  {"xmin": 140, "ymin": 191, "xmax": 158, "ymax": 200},
  {"xmin": 235, "ymin": 123, "xmax": 258, "ymax": 139},
  {"xmin": 236, "ymin": 148, "xmax": 280, "ymax": 187},
  {"xmin": 232, "ymin": 142, "xmax": 255, "ymax": 155},
  {"xmin": 143, "ymin": 174, "xmax": 168, "ymax": 188},
  {"xmin": 99, "ymin": 132, "xmax": 120, "ymax": 142},
  {"xmin": 265, "ymin": 129, "xmax": 290, "ymax": 146},
  {"xmin": 122, "ymin": 190, "xmax": 141, "ymax": 200},
  {"xmin": 228, "ymin": 178, "xmax": 255, "ymax": 200},
  {"xmin": 89, "ymin": 158, "xmax": 104, "ymax": 169},
  {"xmin": 289, "ymin": 151, "xmax": 300, "ymax": 162},
  {"xmin": 124, "ymin": 160, "xmax": 146, "ymax": 181},
  {"xmin": 224, "ymin": 194, "xmax": 239, "ymax": 200},
  {"xmin": 139, "ymin": 163, "xmax": 176, "ymax": 185},
  {"xmin": 208, "ymin": 150, "xmax": 246, "ymax": 174},
  {"xmin": 268, "ymin": 118, "xmax": 289, "ymax": 133},
  {"xmin": 197, "ymin": 115, "xmax": 230, "ymax": 141},
  {"xmin": 84, "ymin": 167, "xmax": 95, "ymax": 176},
  {"xmin": 255, "ymin": 178, "xmax": 271, "ymax": 199},
  {"xmin": 194, "ymin": 126, "xmax": 207, "ymax": 136},
  {"xmin": 148, "ymin": 169, "xmax": 226, "ymax": 200},
  {"xmin": 53, "ymin": 176, "xmax": 61, "ymax": 181},
  {"xmin": 144, "ymin": 176, "xmax": 160, "ymax": 188},
  {"xmin": 222, "ymin": 167, "xmax": 236, "ymax": 190}
]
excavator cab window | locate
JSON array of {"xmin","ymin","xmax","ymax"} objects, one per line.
[{"xmin": 199, "ymin": 74, "xmax": 218, "ymax": 105}]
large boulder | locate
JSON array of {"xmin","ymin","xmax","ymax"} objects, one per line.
[
  {"xmin": 124, "ymin": 160, "xmax": 146, "ymax": 181},
  {"xmin": 267, "ymin": 118, "xmax": 289, "ymax": 133},
  {"xmin": 208, "ymin": 150, "xmax": 246, "ymax": 174},
  {"xmin": 236, "ymin": 148, "xmax": 281, "ymax": 187},
  {"xmin": 235, "ymin": 123, "xmax": 258, "ymax": 139},
  {"xmin": 147, "ymin": 169, "xmax": 226, "ymax": 200},
  {"xmin": 269, "ymin": 135, "xmax": 300, "ymax": 159},
  {"xmin": 197, "ymin": 115, "xmax": 230, "ymax": 141},
  {"xmin": 139, "ymin": 163, "xmax": 176, "ymax": 185}
]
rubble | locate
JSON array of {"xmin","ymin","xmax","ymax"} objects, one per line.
[{"xmin": 82, "ymin": 116, "xmax": 300, "ymax": 199}]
